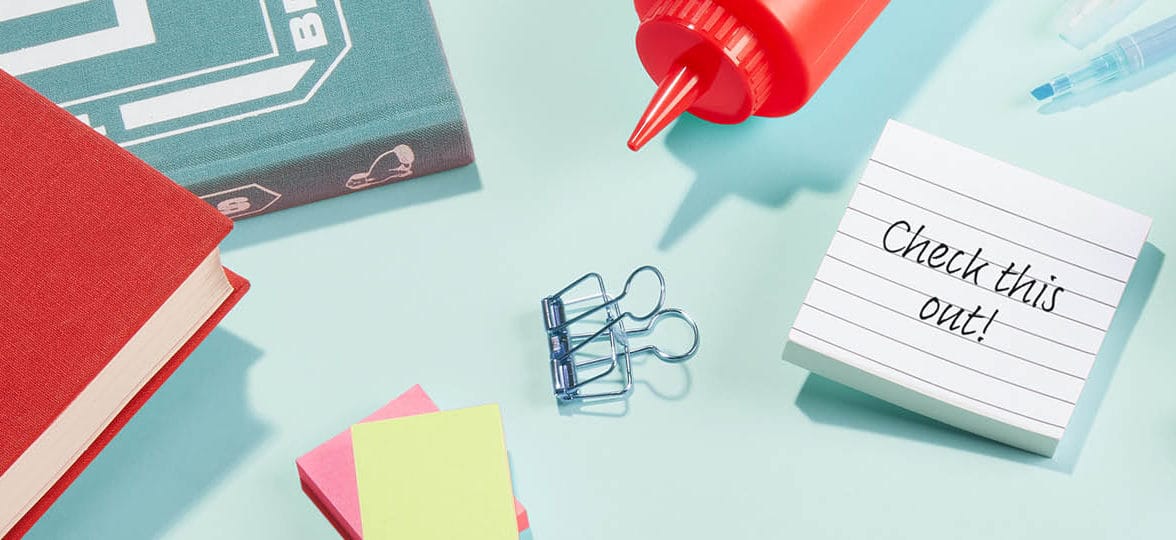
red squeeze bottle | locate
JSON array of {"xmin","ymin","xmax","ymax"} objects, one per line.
[{"xmin": 628, "ymin": 0, "xmax": 891, "ymax": 150}]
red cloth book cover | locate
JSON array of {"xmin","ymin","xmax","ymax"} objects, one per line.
[{"xmin": 0, "ymin": 70, "xmax": 249, "ymax": 539}]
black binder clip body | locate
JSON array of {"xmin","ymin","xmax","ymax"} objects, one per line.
[{"xmin": 541, "ymin": 266, "xmax": 700, "ymax": 402}]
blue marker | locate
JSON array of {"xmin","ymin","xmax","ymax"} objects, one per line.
[{"xmin": 1032, "ymin": 13, "xmax": 1176, "ymax": 101}]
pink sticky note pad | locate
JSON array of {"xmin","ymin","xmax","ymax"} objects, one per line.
[{"xmin": 296, "ymin": 385, "xmax": 530, "ymax": 538}]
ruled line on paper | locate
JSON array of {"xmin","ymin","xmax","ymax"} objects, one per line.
[
  {"xmin": 811, "ymin": 276, "xmax": 1089, "ymax": 380},
  {"xmin": 855, "ymin": 166, "xmax": 1138, "ymax": 287},
  {"xmin": 798, "ymin": 302, "xmax": 1076, "ymax": 404},
  {"xmin": 837, "ymin": 211, "xmax": 1119, "ymax": 334},
  {"xmin": 835, "ymin": 205, "xmax": 1120, "ymax": 334},
  {"xmin": 832, "ymin": 231, "xmax": 1109, "ymax": 334},
  {"xmin": 844, "ymin": 206, "xmax": 1117, "ymax": 310},
  {"xmin": 794, "ymin": 300, "xmax": 1075, "ymax": 426},
  {"xmin": 869, "ymin": 158, "xmax": 1138, "ymax": 260},
  {"xmin": 825, "ymin": 229, "xmax": 1107, "ymax": 355},
  {"xmin": 787, "ymin": 120, "xmax": 1152, "ymax": 447},
  {"xmin": 790, "ymin": 327, "xmax": 1068, "ymax": 430},
  {"xmin": 818, "ymin": 252, "xmax": 1099, "ymax": 358},
  {"xmin": 856, "ymin": 181, "xmax": 1131, "ymax": 285},
  {"xmin": 843, "ymin": 180, "xmax": 1129, "ymax": 310}
]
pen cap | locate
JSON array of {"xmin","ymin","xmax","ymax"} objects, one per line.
[
  {"xmin": 630, "ymin": 0, "xmax": 890, "ymax": 149},
  {"xmin": 1055, "ymin": 0, "xmax": 1144, "ymax": 49}
]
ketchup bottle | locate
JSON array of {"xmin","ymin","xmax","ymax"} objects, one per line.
[{"xmin": 628, "ymin": 0, "xmax": 891, "ymax": 150}]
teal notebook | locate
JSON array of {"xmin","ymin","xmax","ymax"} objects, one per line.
[{"xmin": 0, "ymin": 0, "xmax": 472, "ymax": 218}]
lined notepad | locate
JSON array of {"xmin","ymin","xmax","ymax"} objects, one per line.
[{"xmin": 787, "ymin": 120, "xmax": 1151, "ymax": 456}]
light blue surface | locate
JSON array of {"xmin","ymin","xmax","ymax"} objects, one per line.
[{"xmin": 29, "ymin": 1, "xmax": 1176, "ymax": 538}]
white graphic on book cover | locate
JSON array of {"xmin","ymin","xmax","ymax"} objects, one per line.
[
  {"xmin": 346, "ymin": 145, "xmax": 416, "ymax": 190},
  {"xmin": 0, "ymin": 0, "xmax": 352, "ymax": 147},
  {"xmin": 200, "ymin": 183, "xmax": 281, "ymax": 218}
]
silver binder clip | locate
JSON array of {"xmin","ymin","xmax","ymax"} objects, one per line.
[{"xmin": 541, "ymin": 265, "xmax": 700, "ymax": 402}]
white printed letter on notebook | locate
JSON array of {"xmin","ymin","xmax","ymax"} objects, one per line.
[{"xmin": 786, "ymin": 120, "xmax": 1151, "ymax": 456}]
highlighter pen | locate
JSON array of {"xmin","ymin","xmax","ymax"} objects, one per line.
[
  {"xmin": 627, "ymin": 0, "xmax": 891, "ymax": 151},
  {"xmin": 1032, "ymin": 13, "xmax": 1176, "ymax": 101}
]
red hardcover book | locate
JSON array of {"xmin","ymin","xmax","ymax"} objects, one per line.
[{"xmin": 0, "ymin": 71, "xmax": 249, "ymax": 539}]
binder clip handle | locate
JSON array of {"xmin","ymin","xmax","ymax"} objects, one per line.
[
  {"xmin": 620, "ymin": 265, "xmax": 667, "ymax": 322},
  {"xmin": 544, "ymin": 266, "xmax": 665, "ymax": 334},
  {"xmin": 626, "ymin": 308, "xmax": 700, "ymax": 363}
]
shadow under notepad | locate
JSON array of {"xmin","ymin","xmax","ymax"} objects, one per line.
[
  {"xmin": 25, "ymin": 330, "xmax": 268, "ymax": 540},
  {"xmin": 221, "ymin": 163, "xmax": 482, "ymax": 251},
  {"xmin": 657, "ymin": 0, "xmax": 990, "ymax": 249},
  {"xmin": 1052, "ymin": 243, "xmax": 1163, "ymax": 470},
  {"xmin": 791, "ymin": 243, "xmax": 1163, "ymax": 473}
]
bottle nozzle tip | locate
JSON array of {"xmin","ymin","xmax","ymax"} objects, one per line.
[
  {"xmin": 627, "ymin": 128, "xmax": 653, "ymax": 151},
  {"xmin": 628, "ymin": 64, "xmax": 703, "ymax": 152}
]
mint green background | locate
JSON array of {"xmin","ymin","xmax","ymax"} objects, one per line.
[{"xmin": 28, "ymin": 1, "xmax": 1175, "ymax": 538}]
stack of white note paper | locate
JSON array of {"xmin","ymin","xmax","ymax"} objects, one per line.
[{"xmin": 787, "ymin": 120, "xmax": 1152, "ymax": 456}]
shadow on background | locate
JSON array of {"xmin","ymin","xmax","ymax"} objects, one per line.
[
  {"xmin": 27, "ymin": 330, "xmax": 267, "ymax": 539},
  {"xmin": 795, "ymin": 373, "xmax": 1044, "ymax": 465},
  {"xmin": 222, "ymin": 164, "xmax": 482, "ymax": 251},
  {"xmin": 635, "ymin": 363, "xmax": 692, "ymax": 402},
  {"xmin": 557, "ymin": 399, "xmax": 630, "ymax": 418},
  {"xmin": 555, "ymin": 330, "xmax": 695, "ymax": 417},
  {"xmin": 658, "ymin": 0, "xmax": 989, "ymax": 249},
  {"xmin": 1052, "ymin": 242, "xmax": 1164, "ymax": 469},
  {"xmin": 1038, "ymin": 56, "xmax": 1176, "ymax": 113},
  {"xmin": 554, "ymin": 362, "xmax": 692, "ymax": 418},
  {"xmin": 791, "ymin": 243, "xmax": 1164, "ymax": 473},
  {"xmin": 553, "ymin": 363, "xmax": 693, "ymax": 418}
]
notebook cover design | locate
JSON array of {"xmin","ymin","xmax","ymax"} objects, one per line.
[{"xmin": 0, "ymin": 0, "xmax": 472, "ymax": 219}]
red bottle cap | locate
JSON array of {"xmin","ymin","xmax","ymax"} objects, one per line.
[
  {"xmin": 628, "ymin": 0, "xmax": 773, "ymax": 151},
  {"xmin": 628, "ymin": 0, "xmax": 891, "ymax": 151}
]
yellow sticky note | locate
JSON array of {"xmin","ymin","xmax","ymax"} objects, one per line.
[{"xmin": 352, "ymin": 404, "xmax": 518, "ymax": 540}]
